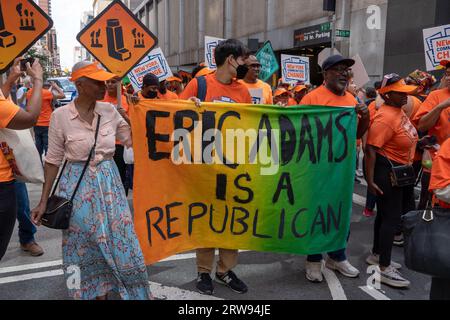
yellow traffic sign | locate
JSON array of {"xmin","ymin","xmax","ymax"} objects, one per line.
[
  {"xmin": 77, "ymin": 0, "xmax": 158, "ymax": 78},
  {"xmin": 0, "ymin": 0, "xmax": 53, "ymax": 73}
]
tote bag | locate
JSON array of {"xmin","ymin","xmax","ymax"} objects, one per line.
[{"xmin": 0, "ymin": 128, "xmax": 44, "ymax": 183}]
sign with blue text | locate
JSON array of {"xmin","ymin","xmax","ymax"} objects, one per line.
[
  {"xmin": 128, "ymin": 47, "xmax": 172, "ymax": 91},
  {"xmin": 281, "ymin": 54, "xmax": 310, "ymax": 84}
]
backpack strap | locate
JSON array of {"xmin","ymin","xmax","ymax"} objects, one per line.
[{"xmin": 197, "ymin": 76, "xmax": 207, "ymax": 102}]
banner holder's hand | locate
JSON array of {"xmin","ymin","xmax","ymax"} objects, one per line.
[{"xmin": 188, "ymin": 97, "xmax": 202, "ymax": 108}]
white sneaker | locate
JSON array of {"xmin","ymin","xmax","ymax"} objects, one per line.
[
  {"xmin": 305, "ymin": 261, "xmax": 323, "ymax": 283},
  {"xmin": 366, "ymin": 253, "xmax": 402, "ymax": 269},
  {"xmin": 379, "ymin": 266, "xmax": 410, "ymax": 288},
  {"xmin": 325, "ymin": 258, "xmax": 360, "ymax": 278}
]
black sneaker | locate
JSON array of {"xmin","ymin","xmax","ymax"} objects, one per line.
[
  {"xmin": 215, "ymin": 270, "xmax": 248, "ymax": 294},
  {"xmin": 196, "ymin": 273, "xmax": 214, "ymax": 295}
]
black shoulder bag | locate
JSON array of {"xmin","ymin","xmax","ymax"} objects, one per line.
[
  {"xmin": 381, "ymin": 134, "xmax": 416, "ymax": 188},
  {"xmin": 41, "ymin": 116, "xmax": 101, "ymax": 230},
  {"xmin": 403, "ymin": 205, "xmax": 450, "ymax": 278}
]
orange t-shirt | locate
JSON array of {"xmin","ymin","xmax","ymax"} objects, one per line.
[
  {"xmin": 158, "ymin": 90, "xmax": 179, "ymax": 100},
  {"xmin": 102, "ymin": 92, "xmax": 130, "ymax": 114},
  {"xmin": 368, "ymin": 101, "xmax": 379, "ymax": 125},
  {"xmin": 0, "ymin": 98, "xmax": 20, "ymax": 182},
  {"xmin": 408, "ymin": 96, "xmax": 422, "ymax": 121},
  {"xmin": 102, "ymin": 93, "xmax": 130, "ymax": 145},
  {"xmin": 180, "ymin": 74, "xmax": 252, "ymax": 104},
  {"xmin": 288, "ymin": 97, "xmax": 297, "ymax": 106},
  {"xmin": 300, "ymin": 85, "xmax": 358, "ymax": 107},
  {"xmin": 429, "ymin": 138, "xmax": 450, "ymax": 208},
  {"xmin": 367, "ymin": 104, "xmax": 418, "ymax": 165},
  {"xmin": 238, "ymin": 79, "xmax": 274, "ymax": 105},
  {"xmin": 27, "ymin": 89, "xmax": 53, "ymax": 127},
  {"xmin": 412, "ymin": 88, "xmax": 450, "ymax": 144}
]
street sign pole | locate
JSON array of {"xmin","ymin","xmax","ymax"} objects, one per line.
[{"xmin": 331, "ymin": 13, "xmax": 336, "ymax": 52}]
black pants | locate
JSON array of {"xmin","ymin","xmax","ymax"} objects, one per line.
[
  {"xmin": 0, "ymin": 181, "xmax": 17, "ymax": 261},
  {"xmin": 430, "ymin": 277, "xmax": 450, "ymax": 300},
  {"xmin": 372, "ymin": 155, "xmax": 415, "ymax": 267},
  {"xmin": 114, "ymin": 144, "xmax": 128, "ymax": 196}
]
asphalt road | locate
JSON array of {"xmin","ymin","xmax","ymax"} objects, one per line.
[{"xmin": 0, "ymin": 182, "xmax": 431, "ymax": 301}]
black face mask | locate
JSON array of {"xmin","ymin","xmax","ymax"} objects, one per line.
[
  {"xmin": 143, "ymin": 91, "xmax": 158, "ymax": 99},
  {"xmin": 234, "ymin": 63, "xmax": 249, "ymax": 80}
]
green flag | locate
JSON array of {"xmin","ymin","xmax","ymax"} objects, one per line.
[{"xmin": 256, "ymin": 41, "xmax": 279, "ymax": 82}]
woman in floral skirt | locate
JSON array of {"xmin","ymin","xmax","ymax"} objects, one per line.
[{"xmin": 31, "ymin": 61, "xmax": 152, "ymax": 300}]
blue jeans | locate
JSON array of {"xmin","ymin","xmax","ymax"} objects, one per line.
[
  {"xmin": 34, "ymin": 126, "xmax": 49, "ymax": 160},
  {"xmin": 307, "ymin": 232, "xmax": 351, "ymax": 263},
  {"xmin": 307, "ymin": 249, "xmax": 347, "ymax": 263},
  {"xmin": 14, "ymin": 182, "xmax": 36, "ymax": 245}
]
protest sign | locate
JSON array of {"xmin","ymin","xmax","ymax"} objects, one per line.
[
  {"xmin": 351, "ymin": 54, "xmax": 370, "ymax": 89},
  {"xmin": 281, "ymin": 54, "xmax": 310, "ymax": 84},
  {"xmin": 0, "ymin": 0, "xmax": 53, "ymax": 73},
  {"xmin": 205, "ymin": 36, "xmax": 225, "ymax": 70},
  {"xmin": 423, "ymin": 24, "xmax": 450, "ymax": 71},
  {"xmin": 128, "ymin": 47, "xmax": 173, "ymax": 91},
  {"xmin": 255, "ymin": 41, "xmax": 279, "ymax": 82},
  {"xmin": 77, "ymin": 0, "xmax": 157, "ymax": 78},
  {"xmin": 130, "ymin": 100, "xmax": 357, "ymax": 264}
]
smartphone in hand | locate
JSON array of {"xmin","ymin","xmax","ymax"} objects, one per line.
[{"xmin": 20, "ymin": 57, "xmax": 35, "ymax": 72}]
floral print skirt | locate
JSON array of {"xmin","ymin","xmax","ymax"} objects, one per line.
[{"xmin": 57, "ymin": 160, "xmax": 151, "ymax": 300}]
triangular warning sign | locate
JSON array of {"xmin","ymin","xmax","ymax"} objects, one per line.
[
  {"xmin": 77, "ymin": 0, "xmax": 158, "ymax": 78},
  {"xmin": 0, "ymin": 0, "xmax": 53, "ymax": 73}
]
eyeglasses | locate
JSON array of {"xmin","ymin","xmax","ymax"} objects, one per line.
[{"xmin": 329, "ymin": 66, "xmax": 352, "ymax": 74}]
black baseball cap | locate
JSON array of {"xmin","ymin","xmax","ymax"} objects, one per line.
[
  {"xmin": 142, "ymin": 73, "xmax": 159, "ymax": 87},
  {"xmin": 322, "ymin": 55, "xmax": 355, "ymax": 71}
]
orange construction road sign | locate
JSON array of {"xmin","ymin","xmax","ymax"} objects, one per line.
[
  {"xmin": 0, "ymin": 0, "xmax": 53, "ymax": 73},
  {"xmin": 77, "ymin": 0, "xmax": 158, "ymax": 78}
]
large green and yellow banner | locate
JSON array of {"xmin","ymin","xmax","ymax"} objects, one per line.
[{"xmin": 130, "ymin": 100, "xmax": 357, "ymax": 265}]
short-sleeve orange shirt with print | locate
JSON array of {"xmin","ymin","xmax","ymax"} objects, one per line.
[
  {"xmin": 367, "ymin": 104, "xmax": 418, "ymax": 165},
  {"xmin": 429, "ymin": 138, "xmax": 450, "ymax": 208},
  {"xmin": 238, "ymin": 79, "xmax": 274, "ymax": 105},
  {"xmin": 300, "ymin": 85, "xmax": 358, "ymax": 107},
  {"xmin": 179, "ymin": 74, "xmax": 252, "ymax": 104},
  {"xmin": 158, "ymin": 90, "xmax": 179, "ymax": 100},
  {"xmin": 412, "ymin": 88, "xmax": 450, "ymax": 145},
  {"xmin": 26, "ymin": 89, "xmax": 53, "ymax": 127},
  {"xmin": 0, "ymin": 98, "xmax": 20, "ymax": 182}
]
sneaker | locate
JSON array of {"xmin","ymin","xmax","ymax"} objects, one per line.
[
  {"xmin": 393, "ymin": 234, "xmax": 405, "ymax": 247},
  {"xmin": 325, "ymin": 258, "xmax": 360, "ymax": 278},
  {"xmin": 356, "ymin": 170, "xmax": 364, "ymax": 178},
  {"xmin": 379, "ymin": 266, "xmax": 410, "ymax": 288},
  {"xmin": 215, "ymin": 270, "xmax": 248, "ymax": 294},
  {"xmin": 305, "ymin": 261, "xmax": 323, "ymax": 283},
  {"xmin": 196, "ymin": 273, "xmax": 214, "ymax": 295},
  {"xmin": 366, "ymin": 253, "xmax": 402, "ymax": 269},
  {"xmin": 20, "ymin": 242, "xmax": 44, "ymax": 257},
  {"xmin": 363, "ymin": 208, "xmax": 375, "ymax": 218}
]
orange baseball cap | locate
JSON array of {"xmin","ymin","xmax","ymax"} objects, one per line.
[
  {"xmin": 440, "ymin": 60, "xmax": 450, "ymax": 69},
  {"xmin": 294, "ymin": 85, "xmax": 307, "ymax": 92},
  {"xmin": 167, "ymin": 76, "xmax": 183, "ymax": 83},
  {"xmin": 195, "ymin": 67, "xmax": 215, "ymax": 78},
  {"xmin": 274, "ymin": 88, "xmax": 289, "ymax": 97},
  {"xmin": 70, "ymin": 62, "xmax": 117, "ymax": 82},
  {"xmin": 378, "ymin": 74, "xmax": 417, "ymax": 95}
]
